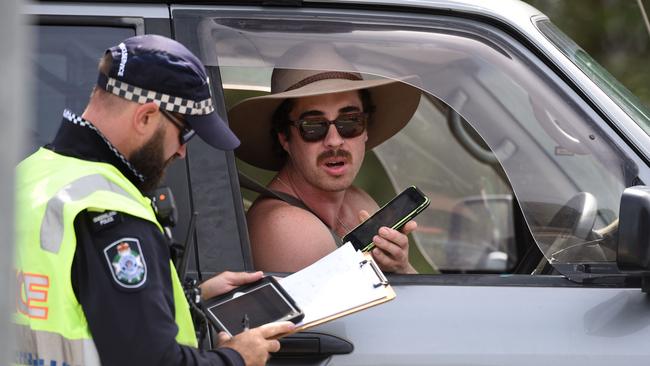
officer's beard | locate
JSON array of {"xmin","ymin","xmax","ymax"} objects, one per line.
[{"xmin": 130, "ymin": 126, "xmax": 177, "ymax": 194}]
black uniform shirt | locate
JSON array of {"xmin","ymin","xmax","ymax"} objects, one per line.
[{"xmin": 46, "ymin": 110, "xmax": 244, "ymax": 366}]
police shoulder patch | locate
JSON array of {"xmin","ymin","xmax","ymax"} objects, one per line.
[{"xmin": 103, "ymin": 238, "xmax": 147, "ymax": 289}]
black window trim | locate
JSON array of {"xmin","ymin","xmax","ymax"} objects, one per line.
[{"xmin": 34, "ymin": 15, "xmax": 146, "ymax": 34}]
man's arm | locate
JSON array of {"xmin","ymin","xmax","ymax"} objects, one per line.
[
  {"xmin": 247, "ymin": 199, "xmax": 338, "ymax": 272},
  {"xmin": 72, "ymin": 210, "xmax": 284, "ymax": 365}
]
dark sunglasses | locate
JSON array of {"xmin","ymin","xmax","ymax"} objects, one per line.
[
  {"xmin": 290, "ymin": 111, "xmax": 368, "ymax": 142},
  {"xmin": 160, "ymin": 109, "xmax": 196, "ymax": 145}
]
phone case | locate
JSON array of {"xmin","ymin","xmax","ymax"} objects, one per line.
[{"xmin": 343, "ymin": 186, "xmax": 430, "ymax": 252}]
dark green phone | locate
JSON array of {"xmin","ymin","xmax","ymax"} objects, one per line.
[{"xmin": 343, "ymin": 186, "xmax": 430, "ymax": 252}]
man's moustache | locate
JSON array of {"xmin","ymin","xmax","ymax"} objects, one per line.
[{"xmin": 317, "ymin": 149, "xmax": 352, "ymax": 164}]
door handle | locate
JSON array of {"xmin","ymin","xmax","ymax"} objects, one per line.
[{"xmin": 274, "ymin": 332, "xmax": 353, "ymax": 357}]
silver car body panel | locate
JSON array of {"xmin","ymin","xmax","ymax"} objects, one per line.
[{"xmin": 312, "ymin": 283, "xmax": 650, "ymax": 365}]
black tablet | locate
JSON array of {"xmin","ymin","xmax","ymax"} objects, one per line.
[{"xmin": 203, "ymin": 276, "xmax": 303, "ymax": 336}]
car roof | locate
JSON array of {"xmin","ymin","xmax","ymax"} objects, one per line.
[
  {"xmin": 316, "ymin": 0, "xmax": 548, "ymax": 48},
  {"xmin": 31, "ymin": 0, "xmax": 550, "ymax": 63},
  {"xmin": 315, "ymin": 0, "xmax": 546, "ymax": 25},
  {"xmin": 38, "ymin": 0, "xmax": 546, "ymax": 24}
]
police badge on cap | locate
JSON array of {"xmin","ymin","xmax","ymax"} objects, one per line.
[{"xmin": 103, "ymin": 238, "xmax": 147, "ymax": 289}]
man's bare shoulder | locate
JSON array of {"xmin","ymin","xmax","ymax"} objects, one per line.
[
  {"xmin": 246, "ymin": 196, "xmax": 337, "ymax": 272},
  {"xmin": 247, "ymin": 196, "xmax": 321, "ymax": 225}
]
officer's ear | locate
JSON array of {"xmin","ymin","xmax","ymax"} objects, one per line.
[{"xmin": 132, "ymin": 102, "xmax": 161, "ymax": 136}]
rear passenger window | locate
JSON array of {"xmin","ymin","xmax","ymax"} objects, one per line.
[{"xmin": 30, "ymin": 25, "xmax": 134, "ymax": 156}]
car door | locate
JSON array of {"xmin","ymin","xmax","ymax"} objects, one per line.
[{"xmin": 171, "ymin": 2, "xmax": 650, "ymax": 365}]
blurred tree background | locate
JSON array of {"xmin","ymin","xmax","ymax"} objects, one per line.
[{"xmin": 524, "ymin": 0, "xmax": 650, "ymax": 108}]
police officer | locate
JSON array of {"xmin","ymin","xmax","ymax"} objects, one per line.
[{"xmin": 15, "ymin": 35, "xmax": 293, "ymax": 366}]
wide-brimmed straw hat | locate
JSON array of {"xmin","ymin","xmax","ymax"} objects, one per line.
[{"xmin": 228, "ymin": 44, "xmax": 421, "ymax": 171}]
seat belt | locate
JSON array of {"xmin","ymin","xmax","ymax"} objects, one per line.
[{"xmin": 238, "ymin": 171, "xmax": 343, "ymax": 247}]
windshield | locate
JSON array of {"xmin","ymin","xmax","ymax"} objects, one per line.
[{"xmin": 537, "ymin": 19, "xmax": 650, "ymax": 136}]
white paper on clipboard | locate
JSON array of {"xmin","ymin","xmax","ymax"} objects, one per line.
[{"xmin": 279, "ymin": 242, "xmax": 395, "ymax": 330}]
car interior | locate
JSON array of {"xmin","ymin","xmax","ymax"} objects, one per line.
[{"xmin": 223, "ymin": 78, "xmax": 542, "ymax": 275}]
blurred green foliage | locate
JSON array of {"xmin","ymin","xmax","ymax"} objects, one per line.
[{"xmin": 525, "ymin": 0, "xmax": 650, "ymax": 108}]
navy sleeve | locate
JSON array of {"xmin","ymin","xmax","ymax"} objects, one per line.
[{"xmin": 71, "ymin": 210, "xmax": 244, "ymax": 366}]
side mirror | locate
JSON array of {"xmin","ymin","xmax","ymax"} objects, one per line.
[
  {"xmin": 617, "ymin": 186, "xmax": 650, "ymax": 273},
  {"xmin": 617, "ymin": 186, "xmax": 650, "ymax": 293}
]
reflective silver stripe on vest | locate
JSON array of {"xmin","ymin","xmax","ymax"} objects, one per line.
[
  {"xmin": 41, "ymin": 174, "xmax": 135, "ymax": 253},
  {"xmin": 15, "ymin": 324, "xmax": 101, "ymax": 366}
]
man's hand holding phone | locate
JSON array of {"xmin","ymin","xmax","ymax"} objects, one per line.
[
  {"xmin": 342, "ymin": 186, "xmax": 429, "ymax": 274},
  {"xmin": 358, "ymin": 210, "xmax": 418, "ymax": 274}
]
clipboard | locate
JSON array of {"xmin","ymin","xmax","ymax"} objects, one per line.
[{"xmin": 278, "ymin": 242, "xmax": 396, "ymax": 333}]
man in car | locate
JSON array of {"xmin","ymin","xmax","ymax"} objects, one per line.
[
  {"xmin": 14, "ymin": 35, "xmax": 293, "ymax": 366},
  {"xmin": 229, "ymin": 44, "xmax": 422, "ymax": 273}
]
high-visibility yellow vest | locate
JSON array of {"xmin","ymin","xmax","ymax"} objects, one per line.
[{"xmin": 14, "ymin": 148, "xmax": 197, "ymax": 366}]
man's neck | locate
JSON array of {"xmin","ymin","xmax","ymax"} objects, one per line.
[
  {"xmin": 48, "ymin": 109, "xmax": 146, "ymax": 188},
  {"xmin": 271, "ymin": 168, "xmax": 348, "ymax": 230},
  {"xmin": 82, "ymin": 101, "xmax": 135, "ymax": 159}
]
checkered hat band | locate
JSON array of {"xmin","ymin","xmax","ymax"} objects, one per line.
[{"xmin": 105, "ymin": 77, "xmax": 214, "ymax": 115}]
